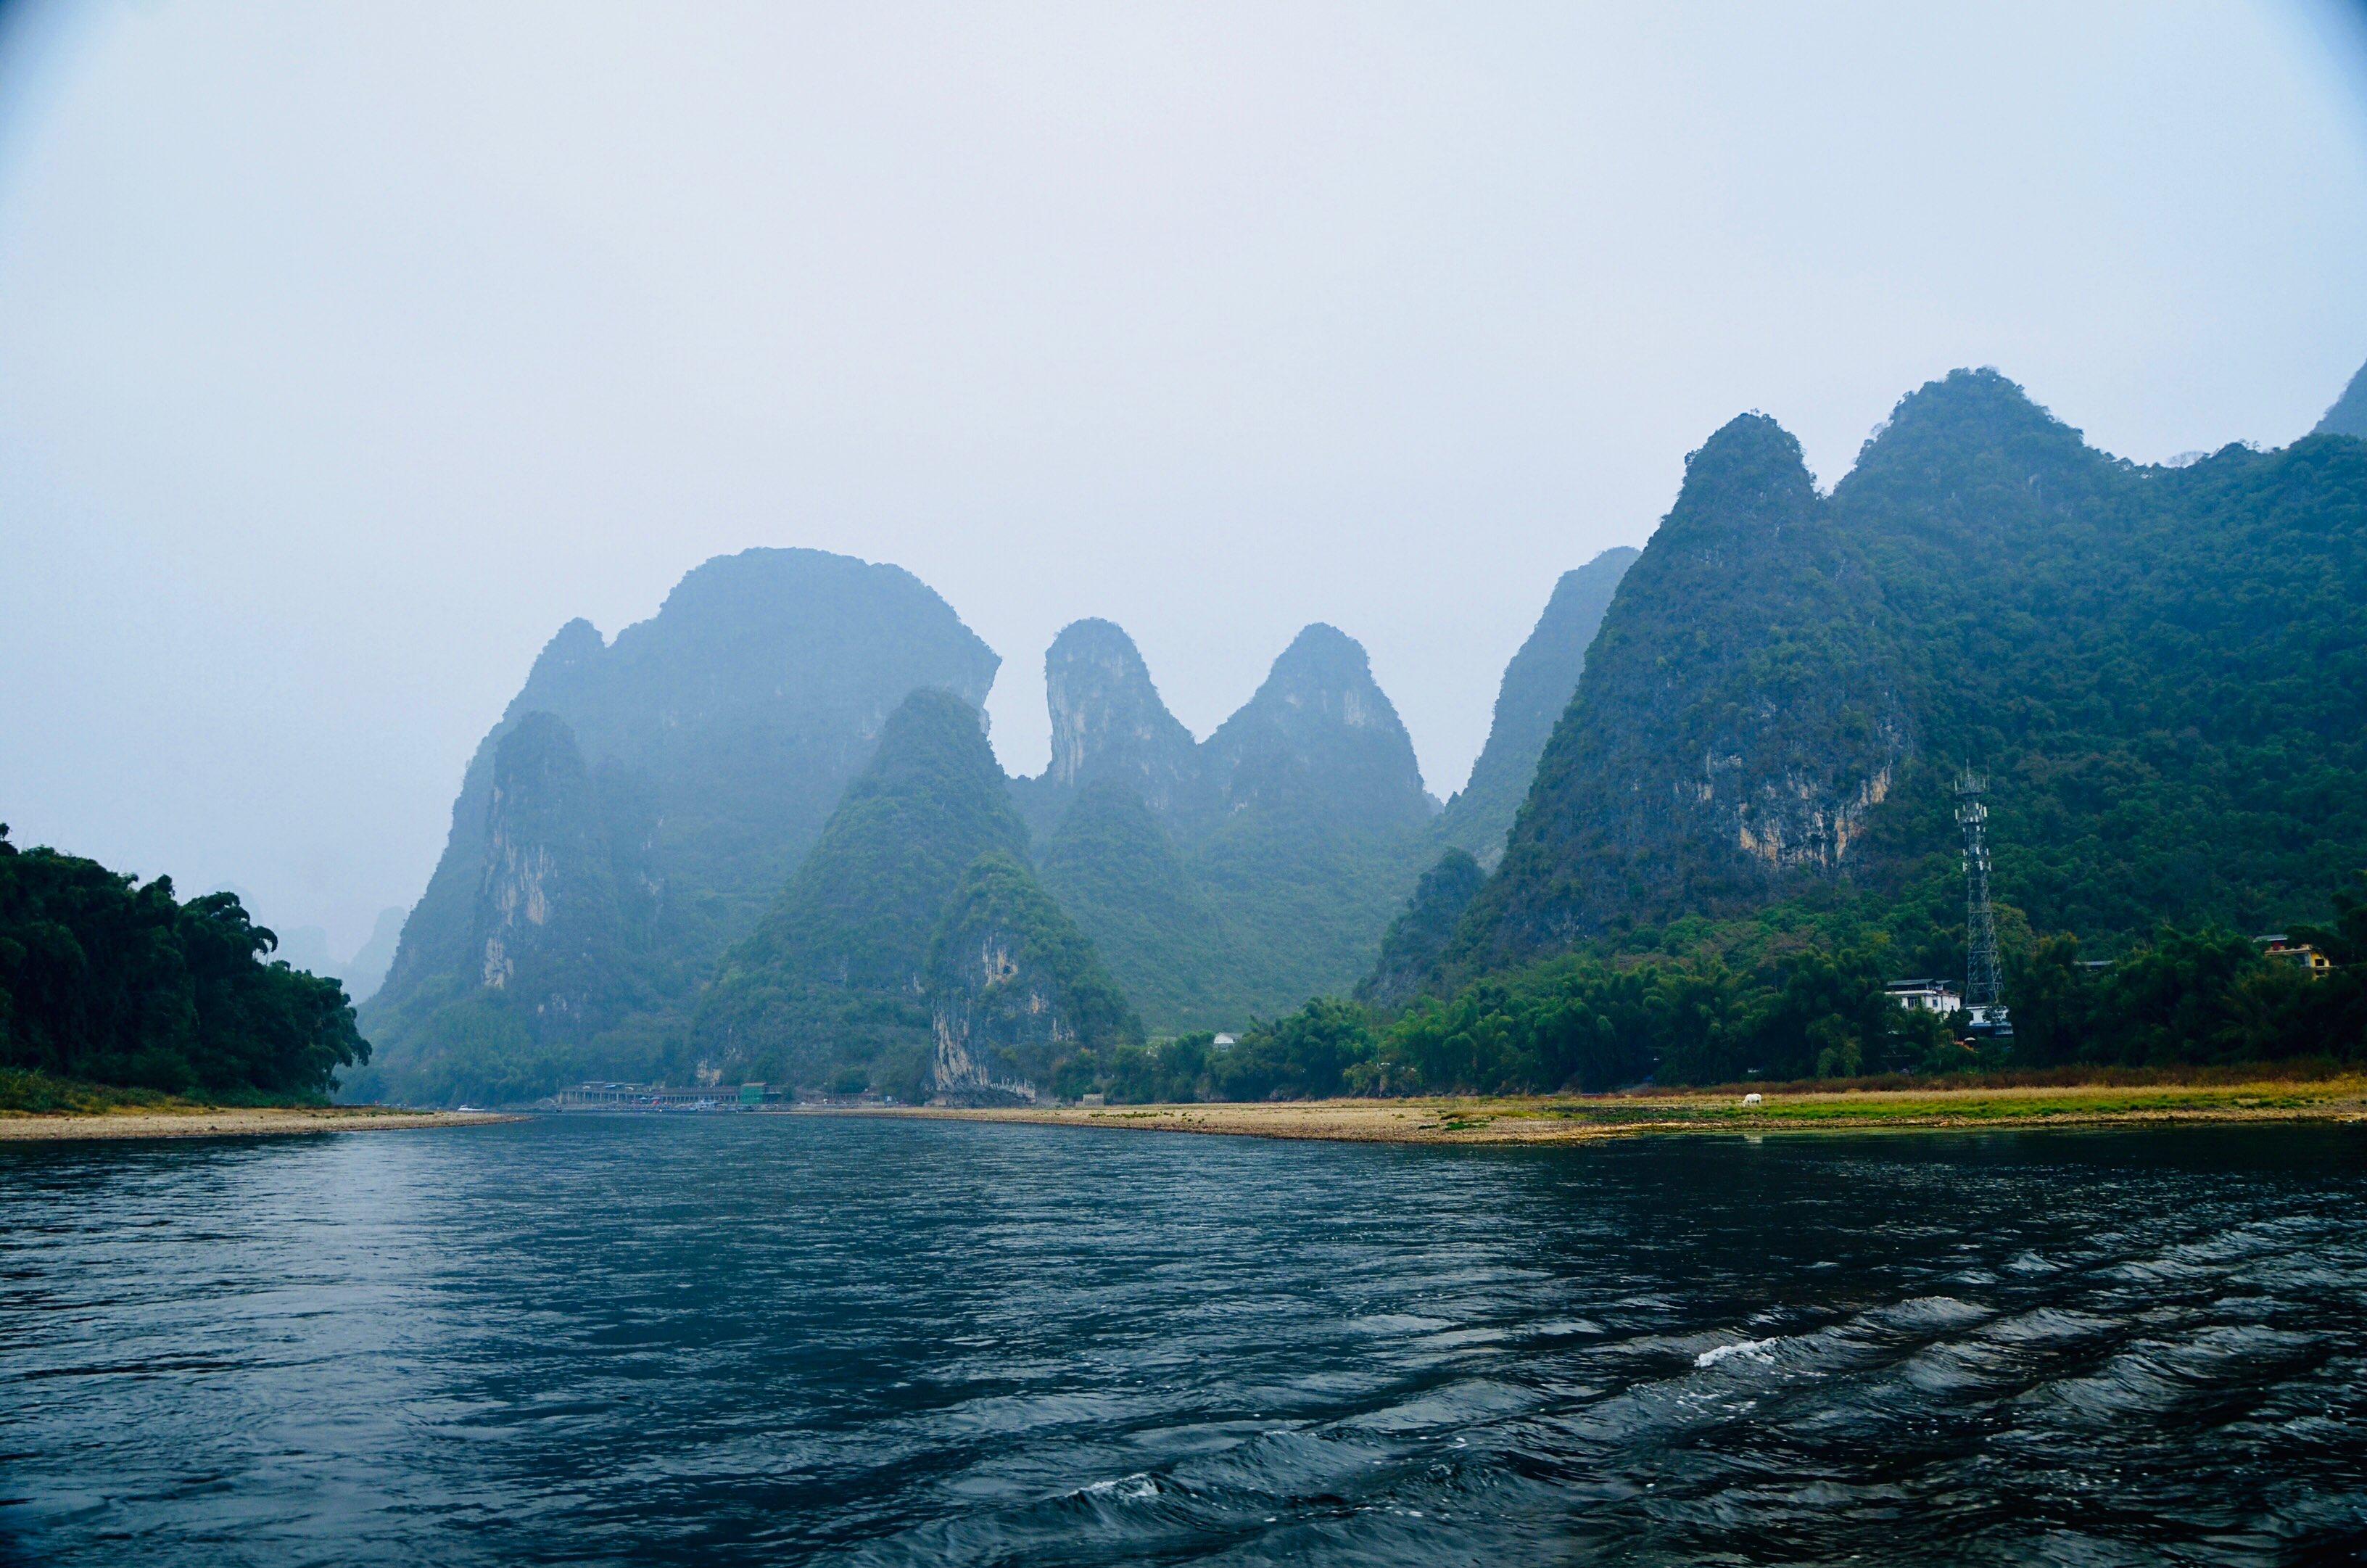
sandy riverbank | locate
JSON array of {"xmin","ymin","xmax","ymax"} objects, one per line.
[
  {"xmin": 821, "ymin": 1078, "xmax": 2367, "ymax": 1145},
  {"xmin": 0, "ymin": 1106, "xmax": 519, "ymax": 1142}
]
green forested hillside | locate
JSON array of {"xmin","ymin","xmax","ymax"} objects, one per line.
[
  {"xmin": 1034, "ymin": 781, "xmax": 1232, "ymax": 1030},
  {"xmin": 1096, "ymin": 370, "xmax": 2367, "ymax": 1102},
  {"xmin": 1458, "ymin": 371, "xmax": 2367, "ymax": 975},
  {"xmin": 356, "ymin": 548, "xmax": 999, "ymax": 1104},
  {"xmin": 0, "ymin": 826, "xmax": 367, "ymax": 1099},
  {"xmin": 1017, "ymin": 619, "xmax": 1439, "ymax": 1030},
  {"xmin": 1358, "ymin": 849, "xmax": 1485, "ymax": 1010},
  {"xmin": 693, "ymin": 688, "xmax": 1030, "ymax": 1097},
  {"xmin": 927, "ymin": 849, "xmax": 1140, "ymax": 1102},
  {"xmin": 1437, "ymin": 548, "xmax": 1636, "ymax": 867}
]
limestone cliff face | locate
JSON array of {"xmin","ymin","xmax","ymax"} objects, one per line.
[
  {"xmin": 468, "ymin": 711, "xmax": 634, "ymax": 1034},
  {"xmin": 1041, "ymin": 619, "xmax": 1204, "ymax": 818},
  {"xmin": 925, "ymin": 851, "xmax": 1139, "ymax": 1105}
]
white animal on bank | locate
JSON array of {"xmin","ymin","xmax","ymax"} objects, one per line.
[{"xmin": 1742, "ymin": 1092, "xmax": 1764, "ymax": 1107}]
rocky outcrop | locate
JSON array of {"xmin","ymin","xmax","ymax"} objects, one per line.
[
  {"xmin": 1199, "ymin": 624, "xmax": 1438, "ymax": 830},
  {"xmin": 468, "ymin": 712, "xmax": 631, "ymax": 1030},
  {"xmin": 1041, "ymin": 619, "xmax": 1205, "ymax": 817},
  {"xmin": 926, "ymin": 851, "xmax": 1139, "ymax": 1104},
  {"xmin": 1439, "ymin": 547, "xmax": 1638, "ymax": 868}
]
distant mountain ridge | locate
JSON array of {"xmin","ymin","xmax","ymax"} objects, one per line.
[
  {"xmin": 354, "ymin": 548, "xmax": 999, "ymax": 1104},
  {"xmin": 1021, "ymin": 619, "xmax": 1440, "ymax": 1031},
  {"xmin": 1437, "ymin": 547, "xmax": 1637, "ymax": 869},
  {"xmin": 2317, "ymin": 355, "xmax": 2367, "ymax": 440}
]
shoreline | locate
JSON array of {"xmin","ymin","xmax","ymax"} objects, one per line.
[
  {"xmin": 811, "ymin": 1078, "xmax": 2367, "ymax": 1145},
  {"xmin": 0, "ymin": 1106, "xmax": 521, "ymax": 1142}
]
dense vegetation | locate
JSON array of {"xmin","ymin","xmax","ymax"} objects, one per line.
[
  {"xmin": 694, "ymin": 688, "xmax": 1033, "ymax": 1097},
  {"xmin": 1021, "ymin": 619, "xmax": 1439, "ymax": 1031},
  {"xmin": 1357, "ymin": 849, "xmax": 1485, "ymax": 1010},
  {"xmin": 1034, "ymin": 781, "xmax": 1232, "ymax": 1029},
  {"xmin": 1458, "ymin": 372, "xmax": 2367, "ymax": 982},
  {"xmin": 1041, "ymin": 873, "xmax": 2367, "ymax": 1104},
  {"xmin": 928, "ymin": 850, "xmax": 1141, "ymax": 1101},
  {"xmin": 0, "ymin": 826, "xmax": 366, "ymax": 1100}
]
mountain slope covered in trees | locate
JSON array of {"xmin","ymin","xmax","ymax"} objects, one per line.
[
  {"xmin": 693, "ymin": 688, "xmax": 1030, "ymax": 1099},
  {"xmin": 1018, "ymin": 619, "xmax": 1440, "ymax": 1029},
  {"xmin": 927, "ymin": 849, "xmax": 1141, "ymax": 1102},
  {"xmin": 1454, "ymin": 369, "xmax": 2367, "ymax": 977},
  {"xmin": 355, "ymin": 548, "xmax": 999, "ymax": 1104}
]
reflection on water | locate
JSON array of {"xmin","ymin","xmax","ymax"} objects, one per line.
[{"xmin": 3, "ymin": 1117, "xmax": 2364, "ymax": 1565}]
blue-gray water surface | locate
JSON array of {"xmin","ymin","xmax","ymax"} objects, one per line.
[{"xmin": 4, "ymin": 1116, "xmax": 2366, "ymax": 1566}]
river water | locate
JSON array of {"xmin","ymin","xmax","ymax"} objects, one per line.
[{"xmin": 3, "ymin": 1115, "xmax": 2364, "ymax": 1565}]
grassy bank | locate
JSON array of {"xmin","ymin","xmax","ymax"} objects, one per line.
[
  {"xmin": 842, "ymin": 1073, "xmax": 2367, "ymax": 1145},
  {"xmin": 0, "ymin": 1068, "xmax": 219, "ymax": 1116},
  {"xmin": 0, "ymin": 1068, "xmax": 514, "ymax": 1140}
]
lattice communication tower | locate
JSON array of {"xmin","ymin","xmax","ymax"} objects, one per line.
[{"xmin": 1956, "ymin": 769, "xmax": 2003, "ymax": 1012}]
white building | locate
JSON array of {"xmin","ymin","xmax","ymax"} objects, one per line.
[{"xmin": 1885, "ymin": 978, "xmax": 1963, "ymax": 1015}]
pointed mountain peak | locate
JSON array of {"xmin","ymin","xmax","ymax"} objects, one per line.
[
  {"xmin": 870, "ymin": 686, "xmax": 996, "ymax": 767},
  {"xmin": 1659, "ymin": 414, "xmax": 1820, "ymax": 550},
  {"xmin": 1043, "ymin": 619, "xmax": 1195, "ymax": 793},
  {"xmin": 1848, "ymin": 367, "xmax": 2087, "ymax": 476},
  {"xmin": 1269, "ymin": 620, "xmax": 1366, "ymax": 676},
  {"xmin": 1682, "ymin": 412, "xmax": 1814, "ymax": 492},
  {"xmin": 1249, "ymin": 624, "xmax": 1395, "ymax": 721},
  {"xmin": 1837, "ymin": 366, "xmax": 2107, "ymax": 514},
  {"xmin": 1207, "ymin": 623, "xmax": 1430, "ymax": 825},
  {"xmin": 1046, "ymin": 616, "xmax": 1147, "ymax": 671},
  {"xmin": 2315, "ymin": 356, "xmax": 2367, "ymax": 440},
  {"xmin": 520, "ymin": 619, "xmax": 607, "ymax": 697}
]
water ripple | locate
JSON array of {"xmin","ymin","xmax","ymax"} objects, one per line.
[{"xmin": 2, "ymin": 1120, "xmax": 2365, "ymax": 1564}]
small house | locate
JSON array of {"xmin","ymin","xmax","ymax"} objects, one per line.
[
  {"xmin": 2257, "ymin": 935, "xmax": 2334, "ymax": 978},
  {"xmin": 1885, "ymin": 978, "xmax": 1963, "ymax": 1015}
]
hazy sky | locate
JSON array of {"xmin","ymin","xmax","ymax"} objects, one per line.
[{"xmin": 3, "ymin": 1, "xmax": 2365, "ymax": 957}]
